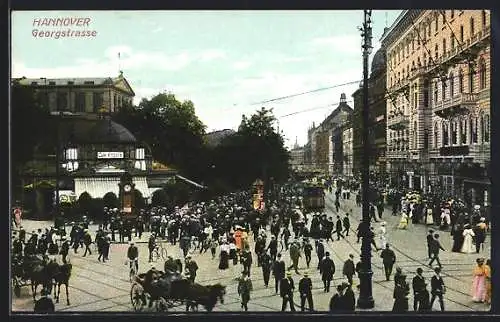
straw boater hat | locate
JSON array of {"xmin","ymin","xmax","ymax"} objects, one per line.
[
  {"xmin": 286, "ymin": 271, "xmax": 292, "ymax": 277},
  {"xmin": 474, "ymin": 205, "xmax": 480, "ymax": 210},
  {"xmin": 480, "ymin": 217, "xmax": 486, "ymax": 222}
]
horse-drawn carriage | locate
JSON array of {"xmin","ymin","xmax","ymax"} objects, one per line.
[
  {"xmin": 11, "ymin": 255, "xmax": 33, "ymax": 297},
  {"xmin": 130, "ymin": 270, "xmax": 226, "ymax": 312}
]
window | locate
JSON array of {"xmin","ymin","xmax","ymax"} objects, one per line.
[
  {"xmin": 451, "ymin": 10, "xmax": 454, "ymax": 19},
  {"xmin": 479, "ymin": 58, "xmax": 487, "ymax": 89},
  {"xmin": 93, "ymin": 92, "xmax": 103, "ymax": 112},
  {"xmin": 460, "ymin": 119, "xmax": 466, "ymax": 144},
  {"xmin": 57, "ymin": 92, "xmax": 68, "ymax": 110},
  {"xmin": 428, "ymin": 22, "xmax": 431, "ymax": 37},
  {"xmin": 435, "ymin": 44, "xmax": 438, "ymax": 60},
  {"xmin": 442, "ymin": 38, "xmax": 446, "ymax": 54},
  {"xmin": 451, "ymin": 121, "xmax": 457, "ymax": 145},
  {"xmin": 469, "ymin": 65, "xmax": 474, "ymax": 92},
  {"xmin": 442, "ymin": 13, "xmax": 446, "ymax": 25},
  {"xmin": 442, "ymin": 79, "xmax": 446, "ymax": 100},
  {"xmin": 443, "ymin": 123, "xmax": 449, "ymax": 146},
  {"xmin": 483, "ymin": 114, "xmax": 490, "ymax": 143},
  {"xmin": 413, "ymin": 121, "xmax": 418, "ymax": 148},
  {"xmin": 449, "ymin": 72, "xmax": 454, "ymax": 96},
  {"xmin": 76, "ymin": 92, "xmax": 85, "ymax": 112},
  {"xmin": 135, "ymin": 148, "xmax": 145, "ymax": 159},
  {"xmin": 424, "ymin": 129, "xmax": 429, "ymax": 150},
  {"xmin": 451, "ymin": 35, "xmax": 455, "ymax": 49},
  {"xmin": 482, "ymin": 10, "xmax": 487, "ymax": 27},
  {"xmin": 435, "ymin": 15, "xmax": 439, "ymax": 32},
  {"xmin": 65, "ymin": 148, "xmax": 78, "ymax": 160},
  {"xmin": 459, "ymin": 69, "xmax": 464, "ymax": 92},
  {"xmin": 470, "ymin": 117, "xmax": 478, "ymax": 144},
  {"xmin": 423, "ymin": 52, "xmax": 427, "ymax": 66},
  {"xmin": 434, "ymin": 82, "xmax": 438, "ymax": 103},
  {"xmin": 470, "ymin": 18, "xmax": 475, "ymax": 36},
  {"xmin": 434, "ymin": 123, "xmax": 439, "ymax": 148},
  {"xmin": 460, "ymin": 25, "xmax": 464, "ymax": 42},
  {"xmin": 423, "ymin": 79, "xmax": 429, "ymax": 107}
]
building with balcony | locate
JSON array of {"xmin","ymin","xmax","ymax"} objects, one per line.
[{"xmin": 382, "ymin": 10, "xmax": 490, "ymax": 205}]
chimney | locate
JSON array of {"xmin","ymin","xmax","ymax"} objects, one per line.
[{"xmin": 340, "ymin": 93, "xmax": 346, "ymax": 103}]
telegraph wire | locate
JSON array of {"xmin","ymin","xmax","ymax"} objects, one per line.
[{"xmin": 250, "ymin": 80, "xmax": 362, "ymax": 105}]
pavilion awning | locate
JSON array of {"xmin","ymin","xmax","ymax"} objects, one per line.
[{"xmin": 175, "ymin": 175, "xmax": 207, "ymax": 189}]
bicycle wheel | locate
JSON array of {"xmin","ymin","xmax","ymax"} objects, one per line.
[
  {"xmin": 160, "ymin": 248, "xmax": 167, "ymax": 260},
  {"xmin": 129, "ymin": 265, "xmax": 138, "ymax": 282}
]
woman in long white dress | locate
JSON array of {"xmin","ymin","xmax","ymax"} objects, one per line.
[
  {"xmin": 425, "ymin": 207, "xmax": 434, "ymax": 226},
  {"xmin": 461, "ymin": 225, "xmax": 476, "ymax": 254},
  {"xmin": 378, "ymin": 222, "xmax": 387, "ymax": 249}
]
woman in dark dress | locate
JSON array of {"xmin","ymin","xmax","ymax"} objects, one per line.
[
  {"xmin": 219, "ymin": 241, "xmax": 229, "ymax": 270},
  {"xmin": 392, "ymin": 274, "xmax": 410, "ymax": 312},
  {"xmin": 452, "ymin": 224, "xmax": 464, "ymax": 252}
]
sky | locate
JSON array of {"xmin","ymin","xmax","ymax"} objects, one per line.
[{"xmin": 12, "ymin": 10, "xmax": 402, "ymax": 149}]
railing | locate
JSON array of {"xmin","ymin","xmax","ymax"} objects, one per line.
[
  {"xmin": 387, "ymin": 113, "xmax": 410, "ymax": 129},
  {"xmin": 433, "ymin": 92, "xmax": 478, "ymax": 113}
]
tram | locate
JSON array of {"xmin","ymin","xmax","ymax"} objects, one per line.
[{"xmin": 302, "ymin": 184, "xmax": 325, "ymax": 213}]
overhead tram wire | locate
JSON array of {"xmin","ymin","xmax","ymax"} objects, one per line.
[
  {"xmin": 250, "ymin": 79, "xmax": 362, "ymax": 105},
  {"xmin": 276, "ymin": 99, "xmax": 355, "ymax": 119}
]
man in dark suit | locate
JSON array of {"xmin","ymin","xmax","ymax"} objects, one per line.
[
  {"xmin": 320, "ymin": 252, "xmax": 335, "ymax": 292},
  {"xmin": 426, "ymin": 229, "xmax": 435, "ymax": 259},
  {"xmin": 380, "ymin": 244, "xmax": 396, "ymax": 281},
  {"xmin": 335, "ymin": 216, "xmax": 344, "ymax": 241},
  {"xmin": 316, "ymin": 239, "xmax": 325, "ymax": 270},
  {"xmin": 412, "ymin": 267, "xmax": 428, "ymax": 311},
  {"xmin": 428, "ymin": 234, "xmax": 445, "ymax": 268},
  {"xmin": 273, "ymin": 253, "xmax": 286, "ymax": 294},
  {"xmin": 298, "ymin": 271, "xmax": 314, "ymax": 311},
  {"xmin": 34, "ymin": 288, "xmax": 55, "ymax": 313},
  {"xmin": 280, "ymin": 271, "xmax": 296, "ymax": 311},
  {"xmin": 430, "ymin": 267, "xmax": 445, "ymax": 311}
]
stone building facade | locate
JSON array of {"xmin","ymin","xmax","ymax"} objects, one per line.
[{"xmin": 382, "ymin": 10, "xmax": 490, "ymax": 205}]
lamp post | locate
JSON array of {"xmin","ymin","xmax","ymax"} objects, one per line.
[
  {"xmin": 357, "ymin": 9, "xmax": 375, "ymax": 309},
  {"xmin": 54, "ymin": 110, "xmax": 63, "ymax": 220}
]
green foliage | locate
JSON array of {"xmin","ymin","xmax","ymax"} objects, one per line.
[
  {"xmin": 133, "ymin": 189, "xmax": 146, "ymax": 209},
  {"xmin": 102, "ymin": 192, "xmax": 119, "ymax": 208},
  {"xmin": 151, "ymin": 189, "xmax": 169, "ymax": 207},
  {"xmin": 112, "ymin": 92, "xmax": 207, "ymax": 180},
  {"xmin": 77, "ymin": 191, "xmax": 93, "ymax": 214}
]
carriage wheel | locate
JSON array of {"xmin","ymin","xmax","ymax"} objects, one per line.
[
  {"xmin": 160, "ymin": 248, "xmax": 168, "ymax": 260},
  {"xmin": 155, "ymin": 297, "xmax": 169, "ymax": 312},
  {"xmin": 130, "ymin": 283, "xmax": 146, "ymax": 312}
]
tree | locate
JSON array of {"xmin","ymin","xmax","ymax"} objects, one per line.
[
  {"xmin": 103, "ymin": 192, "xmax": 119, "ymax": 208},
  {"xmin": 210, "ymin": 107, "xmax": 290, "ymax": 191},
  {"xmin": 112, "ymin": 92, "xmax": 207, "ymax": 180},
  {"xmin": 151, "ymin": 189, "xmax": 169, "ymax": 207},
  {"xmin": 77, "ymin": 192, "xmax": 93, "ymax": 215},
  {"xmin": 133, "ymin": 189, "xmax": 146, "ymax": 209}
]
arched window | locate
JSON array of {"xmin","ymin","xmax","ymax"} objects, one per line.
[
  {"xmin": 460, "ymin": 25, "xmax": 464, "ymax": 42},
  {"xmin": 435, "ymin": 15, "xmax": 439, "ymax": 32},
  {"xmin": 435, "ymin": 44, "xmax": 439, "ymax": 59},
  {"xmin": 442, "ymin": 38, "xmax": 446, "ymax": 54},
  {"xmin": 451, "ymin": 10, "xmax": 454, "ymax": 19},
  {"xmin": 459, "ymin": 119, "xmax": 466, "ymax": 144},
  {"xmin": 458, "ymin": 69, "xmax": 464, "ymax": 92},
  {"xmin": 470, "ymin": 117, "xmax": 478, "ymax": 144},
  {"xmin": 442, "ymin": 78, "xmax": 446, "ymax": 100},
  {"xmin": 483, "ymin": 114, "xmax": 490, "ymax": 143},
  {"xmin": 451, "ymin": 33, "xmax": 455, "ymax": 49},
  {"xmin": 482, "ymin": 10, "xmax": 487, "ymax": 27},
  {"xmin": 449, "ymin": 72, "xmax": 455, "ymax": 96},
  {"xmin": 469, "ymin": 65, "xmax": 475, "ymax": 92},
  {"xmin": 434, "ymin": 81, "xmax": 438, "ymax": 103},
  {"xmin": 423, "ymin": 79, "xmax": 429, "ymax": 107},
  {"xmin": 434, "ymin": 123, "xmax": 439, "ymax": 148},
  {"xmin": 451, "ymin": 121, "xmax": 457, "ymax": 145},
  {"xmin": 479, "ymin": 58, "xmax": 487, "ymax": 89},
  {"xmin": 442, "ymin": 122, "xmax": 449, "ymax": 146},
  {"xmin": 470, "ymin": 17, "xmax": 475, "ymax": 36}
]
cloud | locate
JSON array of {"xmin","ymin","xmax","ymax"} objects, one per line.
[
  {"xmin": 310, "ymin": 35, "xmax": 362, "ymax": 55},
  {"xmin": 231, "ymin": 61, "xmax": 252, "ymax": 70},
  {"xmin": 199, "ymin": 49, "xmax": 226, "ymax": 62}
]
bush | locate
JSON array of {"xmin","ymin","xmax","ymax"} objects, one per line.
[
  {"xmin": 77, "ymin": 191, "xmax": 93, "ymax": 215},
  {"xmin": 103, "ymin": 192, "xmax": 119, "ymax": 208},
  {"xmin": 151, "ymin": 189, "xmax": 169, "ymax": 207}
]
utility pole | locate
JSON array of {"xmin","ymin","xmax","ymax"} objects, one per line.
[{"xmin": 357, "ymin": 9, "xmax": 375, "ymax": 309}]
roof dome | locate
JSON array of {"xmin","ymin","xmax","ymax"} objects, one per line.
[
  {"xmin": 60, "ymin": 117, "xmax": 137, "ymax": 144},
  {"xmin": 371, "ymin": 48, "xmax": 386, "ymax": 75}
]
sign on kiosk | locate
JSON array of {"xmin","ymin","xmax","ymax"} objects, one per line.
[{"xmin": 97, "ymin": 152, "xmax": 124, "ymax": 159}]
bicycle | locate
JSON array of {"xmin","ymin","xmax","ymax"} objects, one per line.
[
  {"xmin": 127, "ymin": 258, "xmax": 139, "ymax": 282},
  {"xmin": 151, "ymin": 242, "xmax": 167, "ymax": 262}
]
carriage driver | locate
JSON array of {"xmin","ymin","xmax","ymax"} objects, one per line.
[{"xmin": 143, "ymin": 263, "xmax": 164, "ymax": 308}]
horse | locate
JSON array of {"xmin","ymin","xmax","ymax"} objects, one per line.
[
  {"xmin": 28, "ymin": 257, "xmax": 56, "ymax": 301},
  {"xmin": 184, "ymin": 283, "xmax": 226, "ymax": 312},
  {"xmin": 47, "ymin": 261, "xmax": 72, "ymax": 305}
]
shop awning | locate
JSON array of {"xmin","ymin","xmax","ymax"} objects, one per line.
[{"xmin": 175, "ymin": 175, "xmax": 206, "ymax": 189}]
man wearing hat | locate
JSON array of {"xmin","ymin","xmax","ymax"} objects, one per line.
[
  {"xmin": 287, "ymin": 241, "xmax": 301, "ymax": 274},
  {"xmin": 428, "ymin": 233, "xmax": 445, "ymax": 269},
  {"xmin": 34, "ymin": 287, "xmax": 55, "ymax": 313},
  {"xmin": 342, "ymin": 254, "xmax": 356, "ymax": 286},
  {"xmin": 260, "ymin": 250, "xmax": 273, "ymax": 288},
  {"xmin": 303, "ymin": 238, "xmax": 313, "ymax": 268},
  {"xmin": 273, "ymin": 253, "xmax": 286, "ymax": 294},
  {"xmin": 430, "ymin": 267, "xmax": 445, "ymax": 311},
  {"xmin": 412, "ymin": 267, "xmax": 429, "ymax": 311},
  {"xmin": 380, "ymin": 244, "xmax": 396, "ymax": 281},
  {"xmin": 12, "ymin": 234, "xmax": 23, "ymax": 256},
  {"xmin": 320, "ymin": 252, "xmax": 335, "ymax": 292},
  {"xmin": 267, "ymin": 235, "xmax": 278, "ymax": 262},
  {"xmin": 426, "ymin": 229, "xmax": 435, "ymax": 259},
  {"xmin": 298, "ymin": 270, "xmax": 314, "ymax": 311},
  {"xmin": 316, "ymin": 239, "xmax": 325, "ymax": 270},
  {"xmin": 475, "ymin": 218, "xmax": 488, "ymax": 253},
  {"xmin": 82, "ymin": 229, "xmax": 93, "ymax": 257},
  {"xmin": 237, "ymin": 271, "xmax": 253, "ymax": 311},
  {"xmin": 185, "ymin": 255, "xmax": 199, "ymax": 283},
  {"xmin": 280, "ymin": 271, "xmax": 296, "ymax": 311},
  {"xmin": 59, "ymin": 236, "xmax": 70, "ymax": 264},
  {"xmin": 127, "ymin": 241, "xmax": 139, "ymax": 273}
]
